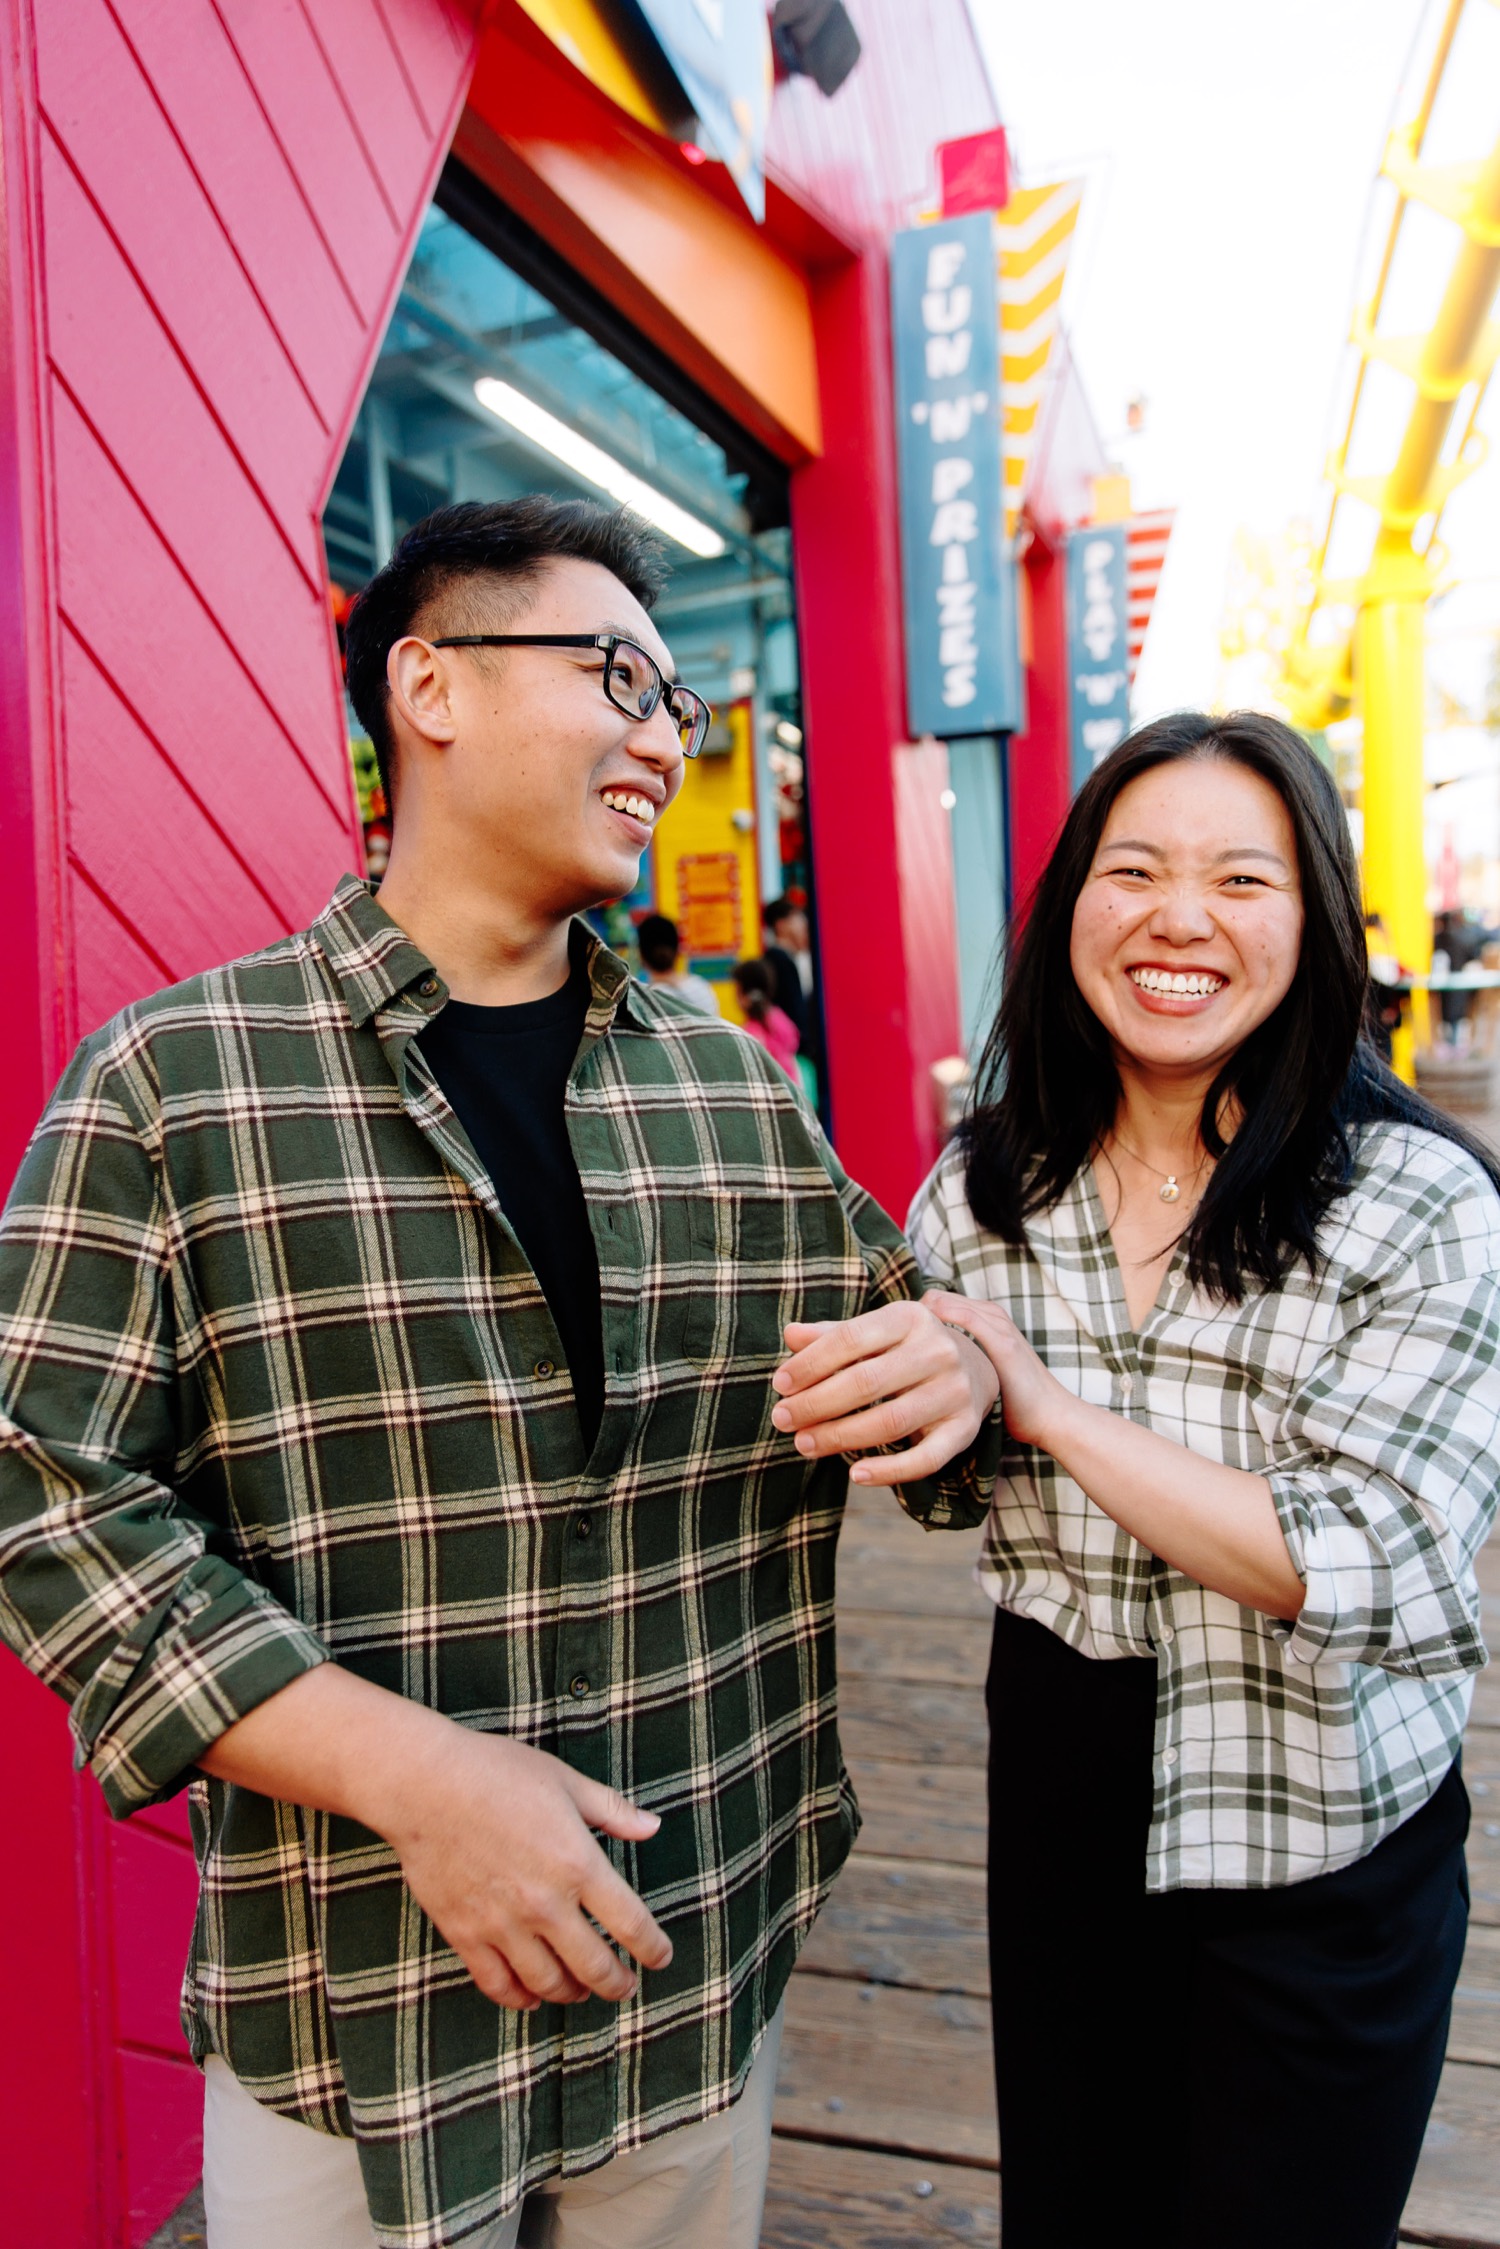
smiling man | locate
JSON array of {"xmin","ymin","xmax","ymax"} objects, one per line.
[{"xmin": 0, "ymin": 498, "xmax": 998, "ymax": 2249}]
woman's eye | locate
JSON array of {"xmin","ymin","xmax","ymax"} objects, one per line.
[{"xmin": 1223, "ymin": 874, "xmax": 1264, "ymax": 888}]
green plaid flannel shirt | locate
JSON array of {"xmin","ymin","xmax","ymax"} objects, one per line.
[
  {"xmin": 0, "ymin": 878, "xmax": 992, "ymax": 2249},
  {"xmin": 907, "ymin": 1124, "xmax": 1500, "ymax": 1890}
]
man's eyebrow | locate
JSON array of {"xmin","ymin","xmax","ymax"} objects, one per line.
[{"xmin": 599, "ymin": 621, "xmax": 677, "ymax": 676}]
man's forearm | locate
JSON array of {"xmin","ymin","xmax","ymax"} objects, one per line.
[{"xmin": 197, "ymin": 1661, "xmax": 452, "ymax": 1838}]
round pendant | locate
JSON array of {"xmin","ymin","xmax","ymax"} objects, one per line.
[{"xmin": 1159, "ymin": 1178, "xmax": 1181, "ymax": 1204}]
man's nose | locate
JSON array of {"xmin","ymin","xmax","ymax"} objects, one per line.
[{"xmin": 630, "ymin": 700, "xmax": 686, "ymax": 777}]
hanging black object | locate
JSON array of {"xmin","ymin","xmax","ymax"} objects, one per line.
[{"xmin": 771, "ymin": 0, "xmax": 861, "ymax": 97}]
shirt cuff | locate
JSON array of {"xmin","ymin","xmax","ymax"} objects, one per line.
[
  {"xmin": 1266, "ymin": 1468, "xmax": 1484, "ymax": 1675},
  {"xmin": 72, "ymin": 1556, "xmax": 331, "ymax": 1818},
  {"xmin": 898, "ymin": 1394, "xmax": 1005, "ymax": 1531}
]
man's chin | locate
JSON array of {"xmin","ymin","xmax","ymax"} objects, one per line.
[{"xmin": 561, "ymin": 855, "xmax": 649, "ymax": 919}]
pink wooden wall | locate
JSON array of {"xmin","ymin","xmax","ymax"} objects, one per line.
[{"xmin": 0, "ymin": 3, "xmax": 479, "ymax": 2238}]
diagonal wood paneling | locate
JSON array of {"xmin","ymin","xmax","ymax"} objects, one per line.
[{"xmin": 1, "ymin": 5, "xmax": 480, "ymax": 2240}]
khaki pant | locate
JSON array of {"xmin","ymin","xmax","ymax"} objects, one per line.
[{"xmin": 202, "ymin": 2002, "xmax": 783, "ymax": 2249}]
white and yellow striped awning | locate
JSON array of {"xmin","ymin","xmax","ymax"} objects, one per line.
[{"xmin": 996, "ymin": 179, "xmax": 1083, "ymax": 540}]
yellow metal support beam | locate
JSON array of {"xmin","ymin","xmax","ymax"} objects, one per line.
[
  {"xmin": 1358, "ymin": 547, "xmax": 1432, "ymax": 1080},
  {"xmin": 1278, "ymin": 2, "xmax": 1500, "ymax": 1076},
  {"xmin": 1358, "ymin": 123, "xmax": 1500, "ymax": 1075}
]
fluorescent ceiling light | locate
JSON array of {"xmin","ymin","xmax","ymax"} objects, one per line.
[{"xmin": 473, "ymin": 378, "xmax": 727, "ymax": 559}]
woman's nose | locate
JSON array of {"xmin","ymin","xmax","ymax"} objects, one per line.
[{"xmin": 1148, "ymin": 886, "xmax": 1216, "ymax": 943}]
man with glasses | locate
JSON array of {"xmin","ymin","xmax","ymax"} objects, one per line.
[{"xmin": 0, "ymin": 496, "xmax": 999, "ymax": 2249}]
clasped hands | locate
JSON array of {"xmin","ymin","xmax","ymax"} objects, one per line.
[{"xmin": 771, "ymin": 1289, "xmax": 1066, "ymax": 1479}]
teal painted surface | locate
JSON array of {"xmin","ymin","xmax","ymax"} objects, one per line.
[{"xmin": 948, "ymin": 735, "xmax": 1007, "ymax": 1056}]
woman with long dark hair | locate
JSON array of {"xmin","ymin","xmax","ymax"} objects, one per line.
[{"xmin": 774, "ymin": 713, "xmax": 1500, "ymax": 2248}]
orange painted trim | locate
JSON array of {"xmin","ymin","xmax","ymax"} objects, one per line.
[{"xmin": 459, "ymin": 15, "xmax": 822, "ymax": 463}]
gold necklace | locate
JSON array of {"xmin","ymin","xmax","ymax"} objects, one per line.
[{"xmin": 1111, "ymin": 1135, "xmax": 1208, "ymax": 1207}]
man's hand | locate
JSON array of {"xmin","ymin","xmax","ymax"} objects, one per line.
[
  {"xmin": 375, "ymin": 1725, "xmax": 673, "ymax": 2012},
  {"xmin": 770, "ymin": 1298, "xmax": 1000, "ymax": 1485},
  {"xmin": 199, "ymin": 1665, "xmax": 672, "ymax": 2014}
]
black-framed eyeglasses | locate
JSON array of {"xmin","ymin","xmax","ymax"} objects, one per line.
[{"xmin": 430, "ymin": 633, "xmax": 711, "ymax": 758}]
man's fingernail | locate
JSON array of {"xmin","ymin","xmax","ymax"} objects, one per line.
[
  {"xmin": 851, "ymin": 1465, "xmax": 870, "ymax": 1483},
  {"xmin": 795, "ymin": 1433, "xmax": 816, "ymax": 1455},
  {"xmin": 771, "ymin": 1370, "xmax": 791, "ymax": 1393},
  {"xmin": 771, "ymin": 1404, "xmax": 792, "ymax": 1429}
]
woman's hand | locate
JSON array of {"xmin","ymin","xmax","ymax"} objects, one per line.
[
  {"xmin": 920, "ymin": 1290, "xmax": 1076, "ymax": 1450},
  {"xmin": 771, "ymin": 1299, "xmax": 1000, "ymax": 1484}
]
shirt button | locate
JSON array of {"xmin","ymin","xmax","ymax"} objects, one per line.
[
  {"xmin": 417, "ymin": 975, "xmax": 439, "ymax": 998},
  {"xmin": 569, "ymin": 1674, "xmax": 591, "ymax": 1699},
  {"xmin": 1161, "ymin": 1746, "xmax": 1178, "ymax": 1766},
  {"xmin": 574, "ymin": 1514, "xmax": 592, "ymax": 1541},
  {"xmin": 1159, "ymin": 1626, "xmax": 1175, "ymax": 1646},
  {"xmin": 534, "ymin": 1359, "xmax": 555, "ymax": 1380}
]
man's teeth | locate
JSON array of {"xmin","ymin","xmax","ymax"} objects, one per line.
[
  {"xmin": 1130, "ymin": 967, "xmax": 1225, "ymax": 997},
  {"xmin": 602, "ymin": 791, "xmax": 656, "ymax": 825}
]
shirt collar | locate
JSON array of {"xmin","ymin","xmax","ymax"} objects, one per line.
[{"xmin": 311, "ymin": 876, "xmax": 656, "ymax": 1034}]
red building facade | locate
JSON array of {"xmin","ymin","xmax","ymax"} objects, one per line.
[{"xmin": 0, "ymin": 3, "xmax": 1098, "ymax": 2237}]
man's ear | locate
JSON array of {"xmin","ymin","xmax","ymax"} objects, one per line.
[{"xmin": 387, "ymin": 637, "xmax": 459, "ymax": 749}]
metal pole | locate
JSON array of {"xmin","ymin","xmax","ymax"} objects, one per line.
[
  {"xmin": 1357, "ymin": 545, "xmax": 1430, "ymax": 1079},
  {"xmin": 1355, "ymin": 122, "xmax": 1500, "ymax": 1079}
]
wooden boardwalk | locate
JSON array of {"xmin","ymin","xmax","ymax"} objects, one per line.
[{"xmin": 763, "ymin": 1486, "xmax": 1500, "ymax": 2248}]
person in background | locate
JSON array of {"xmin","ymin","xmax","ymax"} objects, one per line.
[
  {"xmin": 636, "ymin": 910, "xmax": 720, "ymax": 1016},
  {"xmin": 1434, "ymin": 907, "xmax": 1478, "ymax": 1045},
  {"xmin": 733, "ymin": 957, "xmax": 801, "ymax": 1082},
  {"xmin": 1363, "ymin": 908, "xmax": 1408, "ymax": 1063},
  {"xmin": 762, "ymin": 895, "xmax": 814, "ymax": 1052}
]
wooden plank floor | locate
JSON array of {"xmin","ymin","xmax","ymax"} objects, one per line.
[
  {"xmin": 763, "ymin": 1489, "xmax": 999, "ymax": 2246},
  {"xmin": 764, "ymin": 1490, "xmax": 1500, "ymax": 2246}
]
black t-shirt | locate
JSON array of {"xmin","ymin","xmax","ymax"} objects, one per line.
[{"xmin": 417, "ymin": 952, "xmax": 605, "ymax": 1451}]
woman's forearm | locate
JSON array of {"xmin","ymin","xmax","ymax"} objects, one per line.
[{"xmin": 1038, "ymin": 1391, "xmax": 1305, "ymax": 1619}]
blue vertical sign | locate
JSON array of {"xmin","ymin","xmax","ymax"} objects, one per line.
[
  {"xmin": 1066, "ymin": 524, "xmax": 1131, "ymax": 789},
  {"xmin": 891, "ymin": 213, "xmax": 1021, "ymax": 739}
]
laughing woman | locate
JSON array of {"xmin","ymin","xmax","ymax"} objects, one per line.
[{"xmin": 775, "ymin": 713, "xmax": 1500, "ymax": 2249}]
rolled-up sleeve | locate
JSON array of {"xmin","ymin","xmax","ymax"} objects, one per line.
[
  {"xmin": 1267, "ymin": 1252, "xmax": 1500, "ymax": 1677},
  {"xmin": 0, "ymin": 1037, "xmax": 327, "ymax": 1816},
  {"xmin": 891, "ymin": 1154, "xmax": 1002, "ymax": 1532}
]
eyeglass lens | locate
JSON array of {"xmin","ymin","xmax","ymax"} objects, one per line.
[
  {"xmin": 605, "ymin": 641, "xmax": 659, "ymax": 721},
  {"xmin": 605, "ymin": 640, "xmax": 708, "ymax": 757}
]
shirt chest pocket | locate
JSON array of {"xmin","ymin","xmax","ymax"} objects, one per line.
[{"xmin": 655, "ymin": 1189, "xmax": 866, "ymax": 1365}]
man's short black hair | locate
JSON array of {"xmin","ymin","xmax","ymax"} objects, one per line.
[
  {"xmin": 344, "ymin": 497, "xmax": 670, "ymax": 806},
  {"xmin": 762, "ymin": 894, "xmax": 797, "ymax": 930}
]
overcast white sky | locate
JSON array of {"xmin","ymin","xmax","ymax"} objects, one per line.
[{"xmin": 966, "ymin": 0, "xmax": 1500, "ymax": 730}]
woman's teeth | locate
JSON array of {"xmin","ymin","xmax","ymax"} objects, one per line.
[
  {"xmin": 1129, "ymin": 967, "xmax": 1225, "ymax": 997},
  {"xmin": 602, "ymin": 791, "xmax": 656, "ymax": 825}
]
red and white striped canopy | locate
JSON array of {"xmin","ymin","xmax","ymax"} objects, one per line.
[{"xmin": 1126, "ymin": 509, "xmax": 1175, "ymax": 685}]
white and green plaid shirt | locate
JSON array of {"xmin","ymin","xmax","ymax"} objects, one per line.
[
  {"xmin": 907, "ymin": 1122, "xmax": 1500, "ymax": 1890},
  {"xmin": 0, "ymin": 878, "xmax": 993, "ymax": 2249}
]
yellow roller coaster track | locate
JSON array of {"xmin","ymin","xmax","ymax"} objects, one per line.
[{"xmin": 1282, "ymin": 0, "xmax": 1500, "ymax": 1078}]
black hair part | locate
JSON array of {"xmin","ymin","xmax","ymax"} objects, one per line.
[
  {"xmin": 962, "ymin": 709, "xmax": 1500, "ymax": 1301},
  {"xmin": 636, "ymin": 913, "xmax": 681, "ymax": 972},
  {"xmin": 343, "ymin": 497, "xmax": 670, "ymax": 806}
]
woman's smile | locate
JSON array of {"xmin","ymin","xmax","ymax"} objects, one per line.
[{"xmin": 1125, "ymin": 961, "xmax": 1230, "ymax": 1012}]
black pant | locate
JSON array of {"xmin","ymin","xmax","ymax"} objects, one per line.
[{"xmin": 986, "ymin": 1605, "xmax": 1469, "ymax": 2249}]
